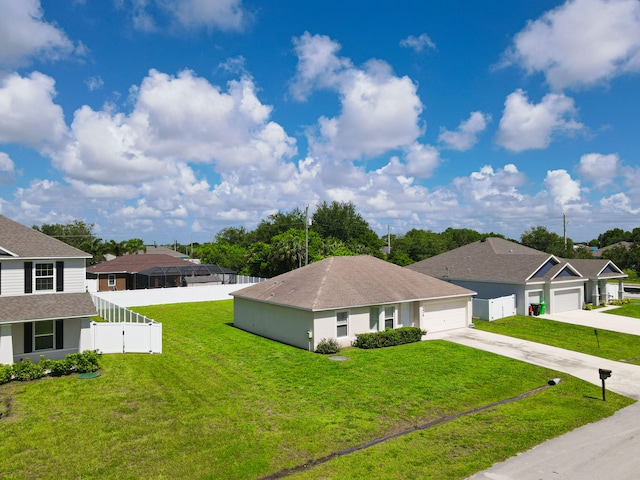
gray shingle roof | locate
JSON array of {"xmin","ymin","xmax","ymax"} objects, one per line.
[
  {"xmin": 232, "ymin": 255, "xmax": 475, "ymax": 311},
  {"xmin": 563, "ymin": 258, "xmax": 626, "ymax": 279},
  {"xmin": 0, "ymin": 292, "xmax": 97, "ymax": 323},
  {"xmin": 0, "ymin": 215, "xmax": 90, "ymax": 258},
  {"xmin": 406, "ymin": 237, "xmax": 626, "ymax": 283}
]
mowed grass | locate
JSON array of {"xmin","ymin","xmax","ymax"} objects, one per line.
[
  {"xmin": 605, "ymin": 300, "xmax": 640, "ymax": 319},
  {"xmin": 474, "ymin": 313, "xmax": 640, "ymax": 364},
  {"xmin": 0, "ymin": 300, "xmax": 634, "ymax": 479}
]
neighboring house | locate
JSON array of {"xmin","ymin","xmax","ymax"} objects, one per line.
[
  {"xmin": 232, "ymin": 255, "xmax": 475, "ymax": 351},
  {"xmin": 0, "ymin": 215, "xmax": 97, "ymax": 365},
  {"xmin": 87, "ymin": 254, "xmax": 236, "ymax": 291},
  {"xmin": 590, "ymin": 241, "xmax": 632, "ymax": 258},
  {"xmin": 406, "ymin": 237, "xmax": 626, "ymax": 316}
]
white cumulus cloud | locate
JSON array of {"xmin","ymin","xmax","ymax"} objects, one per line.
[
  {"xmin": 0, "ymin": 152, "xmax": 15, "ymax": 184},
  {"xmin": 504, "ymin": 0, "xmax": 640, "ymax": 90},
  {"xmin": 0, "ymin": 71, "xmax": 67, "ymax": 149},
  {"xmin": 544, "ymin": 169, "xmax": 583, "ymax": 207},
  {"xmin": 576, "ymin": 152, "xmax": 620, "ymax": 188},
  {"xmin": 496, "ymin": 89, "xmax": 583, "ymax": 152},
  {"xmin": 291, "ymin": 33, "xmax": 423, "ymax": 161},
  {"xmin": 439, "ymin": 111, "xmax": 491, "ymax": 151},
  {"xmin": 600, "ymin": 192, "xmax": 640, "ymax": 214},
  {"xmin": 0, "ymin": 0, "xmax": 82, "ymax": 67}
]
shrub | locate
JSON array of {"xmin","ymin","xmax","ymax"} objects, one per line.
[
  {"xmin": 66, "ymin": 351, "xmax": 101, "ymax": 373},
  {"xmin": 353, "ymin": 327, "xmax": 425, "ymax": 349},
  {"xmin": 315, "ymin": 338, "xmax": 341, "ymax": 354},
  {"xmin": 12, "ymin": 359, "xmax": 46, "ymax": 381},
  {"xmin": 0, "ymin": 364, "xmax": 12, "ymax": 385}
]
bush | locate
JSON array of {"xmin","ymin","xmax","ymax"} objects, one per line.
[
  {"xmin": 315, "ymin": 338, "xmax": 341, "ymax": 354},
  {"xmin": 12, "ymin": 359, "xmax": 46, "ymax": 381},
  {"xmin": 0, "ymin": 364, "xmax": 12, "ymax": 385},
  {"xmin": 353, "ymin": 327, "xmax": 425, "ymax": 349},
  {"xmin": 66, "ymin": 351, "xmax": 101, "ymax": 373}
]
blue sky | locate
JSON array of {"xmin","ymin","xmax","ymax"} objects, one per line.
[{"xmin": 0, "ymin": 0, "xmax": 639, "ymax": 244}]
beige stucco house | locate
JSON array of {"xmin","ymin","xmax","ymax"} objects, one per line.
[{"xmin": 232, "ymin": 255, "xmax": 475, "ymax": 351}]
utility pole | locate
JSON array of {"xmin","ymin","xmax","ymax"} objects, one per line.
[
  {"xmin": 563, "ymin": 213, "xmax": 567, "ymax": 250},
  {"xmin": 387, "ymin": 224, "xmax": 391, "ymax": 254},
  {"xmin": 305, "ymin": 205, "xmax": 309, "ymax": 266}
]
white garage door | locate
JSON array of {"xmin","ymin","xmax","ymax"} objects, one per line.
[
  {"xmin": 422, "ymin": 299, "xmax": 468, "ymax": 333},
  {"xmin": 553, "ymin": 288, "xmax": 581, "ymax": 313}
]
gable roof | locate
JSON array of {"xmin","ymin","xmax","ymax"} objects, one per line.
[
  {"xmin": 406, "ymin": 237, "xmax": 626, "ymax": 284},
  {"xmin": 87, "ymin": 254, "xmax": 197, "ymax": 274},
  {"xmin": 232, "ymin": 255, "xmax": 475, "ymax": 311},
  {"xmin": 0, "ymin": 292, "xmax": 97, "ymax": 324},
  {"xmin": 0, "ymin": 215, "xmax": 91, "ymax": 259},
  {"xmin": 562, "ymin": 258, "xmax": 626, "ymax": 279}
]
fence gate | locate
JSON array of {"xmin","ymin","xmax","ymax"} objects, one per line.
[
  {"xmin": 91, "ymin": 322, "xmax": 162, "ymax": 354},
  {"xmin": 473, "ymin": 294, "xmax": 517, "ymax": 321}
]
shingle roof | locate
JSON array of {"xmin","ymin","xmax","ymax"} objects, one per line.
[
  {"xmin": 87, "ymin": 254, "xmax": 197, "ymax": 274},
  {"xmin": 406, "ymin": 237, "xmax": 626, "ymax": 283},
  {"xmin": 406, "ymin": 237, "xmax": 552, "ymax": 283},
  {"xmin": 0, "ymin": 292, "xmax": 97, "ymax": 323},
  {"xmin": 563, "ymin": 258, "xmax": 626, "ymax": 279},
  {"xmin": 232, "ymin": 255, "xmax": 475, "ymax": 311},
  {"xmin": 0, "ymin": 215, "xmax": 90, "ymax": 259}
]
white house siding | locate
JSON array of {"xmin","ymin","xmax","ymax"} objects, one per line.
[
  {"xmin": 421, "ymin": 298, "xmax": 471, "ymax": 333},
  {"xmin": 234, "ymin": 298, "xmax": 314, "ymax": 351},
  {"xmin": 0, "ymin": 258, "xmax": 87, "ymax": 296},
  {"xmin": 314, "ymin": 306, "xmax": 373, "ymax": 349},
  {"xmin": 1, "ymin": 261, "xmax": 24, "ymax": 296},
  {"xmin": 0, "ymin": 325, "xmax": 12, "ymax": 365},
  {"xmin": 9, "ymin": 318, "xmax": 86, "ymax": 363}
]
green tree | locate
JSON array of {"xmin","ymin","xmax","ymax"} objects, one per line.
[
  {"xmin": 80, "ymin": 237, "xmax": 108, "ymax": 265},
  {"xmin": 33, "ymin": 220, "xmax": 96, "ymax": 251},
  {"xmin": 602, "ymin": 245, "xmax": 630, "ymax": 270},
  {"xmin": 195, "ymin": 243, "xmax": 248, "ymax": 273},
  {"xmin": 311, "ymin": 201, "xmax": 381, "ymax": 253},
  {"xmin": 521, "ymin": 226, "xmax": 571, "ymax": 256},
  {"xmin": 441, "ymin": 227, "xmax": 484, "ymax": 250},
  {"xmin": 124, "ymin": 238, "xmax": 146, "ymax": 254},
  {"xmin": 246, "ymin": 242, "xmax": 274, "ymax": 277},
  {"xmin": 215, "ymin": 226, "xmax": 250, "ymax": 247},
  {"xmin": 391, "ymin": 229, "xmax": 446, "ymax": 263},
  {"xmin": 251, "ymin": 208, "xmax": 305, "ymax": 244},
  {"xmin": 598, "ymin": 228, "xmax": 629, "ymax": 248}
]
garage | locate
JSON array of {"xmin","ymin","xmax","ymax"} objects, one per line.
[
  {"xmin": 552, "ymin": 288, "xmax": 581, "ymax": 313},
  {"xmin": 422, "ymin": 299, "xmax": 469, "ymax": 333}
]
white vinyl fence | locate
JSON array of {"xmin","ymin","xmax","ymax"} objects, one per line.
[
  {"xmin": 473, "ymin": 294, "xmax": 517, "ymax": 321},
  {"xmin": 90, "ymin": 295, "xmax": 162, "ymax": 354}
]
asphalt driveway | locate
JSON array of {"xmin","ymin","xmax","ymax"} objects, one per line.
[{"xmin": 426, "ymin": 307, "xmax": 640, "ymax": 480}]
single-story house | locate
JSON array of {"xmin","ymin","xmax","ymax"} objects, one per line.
[
  {"xmin": 87, "ymin": 254, "xmax": 236, "ymax": 291},
  {"xmin": 232, "ymin": 255, "xmax": 476, "ymax": 351},
  {"xmin": 0, "ymin": 215, "xmax": 97, "ymax": 365},
  {"xmin": 406, "ymin": 237, "xmax": 626, "ymax": 316}
]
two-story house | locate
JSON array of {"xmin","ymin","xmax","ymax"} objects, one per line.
[{"xmin": 0, "ymin": 215, "xmax": 97, "ymax": 365}]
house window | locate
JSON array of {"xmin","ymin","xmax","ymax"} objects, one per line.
[
  {"xmin": 35, "ymin": 263, "xmax": 54, "ymax": 291},
  {"xmin": 34, "ymin": 320, "xmax": 54, "ymax": 351},
  {"xmin": 369, "ymin": 307, "xmax": 379, "ymax": 331},
  {"xmin": 384, "ymin": 306, "xmax": 395, "ymax": 330},
  {"xmin": 336, "ymin": 311, "xmax": 349, "ymax": 337},
  {"xmin": 108, "ymin": 274, "xmax": 116, "ymax": 287}
]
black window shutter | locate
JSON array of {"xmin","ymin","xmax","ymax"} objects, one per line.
[
  {"xmin": 56, "ymin": 261, "xmax": 64, "ymax": 292},
  {"xmin": 0, "ymin": 262, "xmax": 2, "ymax": 295},
  {"xmin": 24, "ymin": 322, "xmax": 33, "ymax": 353},
  {"xmin": 55, "ymin": 320, "xmax": 64, "ymax": 349},
  {"xmin": 24, "ymin": 262, "xmax": 33, "ymax": 294}
]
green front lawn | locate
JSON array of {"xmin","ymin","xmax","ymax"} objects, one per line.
[
  {"xmin": 605, "ymin": 300, "xmax": 640, "ymax": 319},
  {"xmin": 474, "ymin": 314, "xmax": 640, "ymax": 364},
  {"xmin": 0, "ymin": 300, "xmax": 633, "ymax": 479}
]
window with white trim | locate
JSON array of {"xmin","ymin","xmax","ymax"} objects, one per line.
[
  {"xmin": 34, "ymin": 320, "xmax": 54, "ymax": 350},
  {"xmin": 369, "ymin": 307, "xmax": 379, "ymax": 331},
  {"xmin": 35, "ymin": 263, "xmax": 54, "ymax": 291},
  {"xmin": 108, "ymin": 274, "xmax": 116, "ymax": 287},
  {"xmin": 384, "ymin": 306, "xmax": 395, "ymax": 330},
  {"xmin": 336, "ymin": 311, "xmax": 349, "ymax": 337}
]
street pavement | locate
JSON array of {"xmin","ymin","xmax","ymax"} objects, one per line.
[{"xmin": 426, "ymin": 308, "xmax": 640, "ymax": 480}]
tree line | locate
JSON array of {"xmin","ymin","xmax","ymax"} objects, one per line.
[{"xmin": 34, "ymin": 204, "xmax": 640, "ymax": 277}]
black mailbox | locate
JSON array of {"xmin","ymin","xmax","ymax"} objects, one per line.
[{"xmin": 599, "ymin": 368, "xmax": 612, "ymax": 380}]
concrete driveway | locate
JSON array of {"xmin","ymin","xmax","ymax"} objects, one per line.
[{"xmin": 426, "ymin": 307, "xmax": 640, "ymax": 480}]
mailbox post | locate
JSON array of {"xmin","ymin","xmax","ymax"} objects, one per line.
[{"xmin": 599, "ymin": 368, "xmax": 612, "ymax": 401}]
